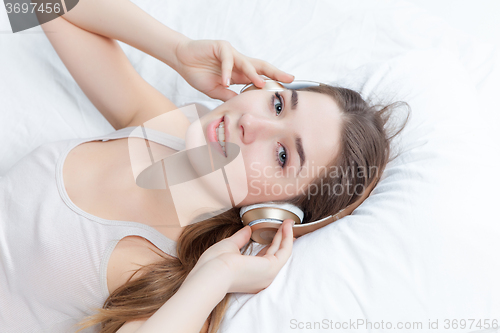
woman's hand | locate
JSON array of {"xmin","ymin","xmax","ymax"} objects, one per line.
[
  {"xmin": 173, "ymin": 39, "xmax": 294, "ymax": 101},
  {"xmin": 186, "ymin": 219, "xmax": 295, "ymax": 294}
]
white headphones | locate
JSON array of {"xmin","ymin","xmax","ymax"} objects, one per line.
[{"xmin": 238, "ymin": 79, "xmax": 379, "ymax": 244}]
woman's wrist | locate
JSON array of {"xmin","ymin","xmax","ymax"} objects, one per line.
[
  {"xmin": 155, "ymin": 28, "xmax": 191, "ymax": 70},
  {"xmin": 183, "ymin": 259, "xmax": 233, "ymax": 294},
  {"xmin": 135, "ymin": 259, "xmax": 232, "ymax": 333}
]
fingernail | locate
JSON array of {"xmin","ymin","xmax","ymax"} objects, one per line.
[{"xmin": 226, "ymin": 78, "xmax": 230, "ymax": 87}]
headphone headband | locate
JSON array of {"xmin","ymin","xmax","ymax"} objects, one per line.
[{"xmin": 240, "ymin": 79, "xmax": 324, "ymax": 94}]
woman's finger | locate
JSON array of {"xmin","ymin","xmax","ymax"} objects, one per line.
[
  {"xmin": 265, "ymin": 224, "xmax": 284, "ymax": 257},
  {"xmin": 257, "ymin": 227, "xmax": 296, "ymax": 256},
  {"xmin": 251, "ymin": 59, "xmax": 294, "ymax": 83},
  {"xmin": 228, "ymin": 225, "xmax": 252, "ymax": 249},
  {"xmin": 273, "ymin": 219, "xmax": 294, "ymax": 263},
  {"xmin": 256, "ymin": 244, "xmax": 272, "ymax": 257},
  {"xmin": 219, "ymin": 42, "xmax": 234, "ymax": 87},
  {"xmin": 237, "ymin": 59, "xmax": 266, "ymax": 88},
  {"xmin": 207, "ymin": 85, "xmax": 238, "ymax": 101}
]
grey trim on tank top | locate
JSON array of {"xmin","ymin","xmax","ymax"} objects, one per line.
[{"xmin": 102, "ymin": 125, "xmax": 186, "ymax": 151}]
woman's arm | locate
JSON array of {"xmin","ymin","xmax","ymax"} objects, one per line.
[
  {"xmin": 117, "ymin": 221, "xmax": 294, "ymax": 333},
  {"xmin": 40, "ymin": 2, "xmax": 291, "ymax": 129},
  {"xmin": 61, "ymin": 0, "xmax": 185, "ymax": 70},
  {"xmin": 40, "ymin": 15, "xmax": 177, "ymax": 130},
  {"xmin": 61, "ymin": 0, "xmax": 294, "ymax": 101},
  {"xmin": 44, "ymin": 0, "xmax": 293, "ymax": 127}
]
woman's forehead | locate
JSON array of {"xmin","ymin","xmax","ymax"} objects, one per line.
[{"xmin": 292, "ymin": 91, "xmax": 343, "ymax": 176}]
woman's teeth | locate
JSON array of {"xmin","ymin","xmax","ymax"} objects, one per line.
[{"xmin": 216, "ymin": 121, "xmax": 226, "ymax": 156}]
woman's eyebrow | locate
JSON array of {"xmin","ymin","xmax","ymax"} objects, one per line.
[
  {"xmin": 295, "ymin": 136, "xmax": 305, "ymax": 176},
  {"xmin": 288, "ymin": 90, "xmax": 305, "ymax": 176},
  {"xmin": 291, "ymin": 90, "xmax": 298, "ymax": 110}
]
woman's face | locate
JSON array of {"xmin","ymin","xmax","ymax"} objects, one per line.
[{"xmin": 186, "ymin": 89, "xmax": 343, "ymax": 207}]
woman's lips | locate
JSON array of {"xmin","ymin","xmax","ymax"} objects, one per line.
[
  {"xmin": 207, "ymin": 116, "xmax": 222, "ymax": 143},
  {"xmin": 207, "ymin": 115, "xmax": 226, "ymax": 156},
  {"xmin": 224, "ymin": 115, "xmax": 229, "ymax": 142}
]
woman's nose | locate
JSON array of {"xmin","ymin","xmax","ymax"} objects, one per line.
[{"xmin": 238, "ymin": 113, "xmax": 278, "ymax": 145}]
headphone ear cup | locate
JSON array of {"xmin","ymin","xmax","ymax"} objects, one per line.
[
  {"xmin": 240, "ymin": 202, "xmax": 303, "ymax": 226},
  {"xmin": 250, "ymin": 224, "xmax": 282, "ymax": 244},
  {"xmin": 240, "ymin": 202, "xmax": 303, "ymax": 244}
]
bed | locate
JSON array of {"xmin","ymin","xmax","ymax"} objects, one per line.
[{"xmin": 1, "ymin": 0, "xmax": 499, "ymax": 332}]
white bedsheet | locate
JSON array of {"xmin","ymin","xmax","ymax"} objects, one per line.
[{"xmin": 1, "ymin": 0, "xmax": 499, "ymax": 332}]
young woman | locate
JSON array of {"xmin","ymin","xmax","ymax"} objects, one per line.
[{"xmin": 0, "ymin": 0, "xmax": 408, "ymax": 332}]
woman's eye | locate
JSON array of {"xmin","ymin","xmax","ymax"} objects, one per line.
[
  {"xmin": 274, "ymin": 92, "xmax": 284, "ymax": 115},
  {"xmin": 276, "ymin": 143, "xmax": 287, "ymax": 168}
]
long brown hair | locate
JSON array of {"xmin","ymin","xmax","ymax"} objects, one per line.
[{"xmin": 76, "ymin": 85, "xmax": 410, "ymax": 333}]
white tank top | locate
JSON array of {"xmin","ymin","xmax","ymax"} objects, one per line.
[{"xmin": 0, "ymin": 126, "xmax": 185, "ymax": 332}]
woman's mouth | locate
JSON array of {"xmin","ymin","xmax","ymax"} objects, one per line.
[
  {"xmin": 208, "ymin": 115, "xmax": 228, "ymax": 157},
  {"xmin": 216, "ymin": 120, "xmax": 226, "ymax": 156}
]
